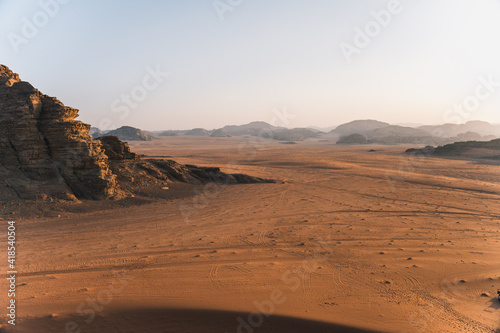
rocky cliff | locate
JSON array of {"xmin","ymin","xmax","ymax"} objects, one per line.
[
  {"xmin": 0, "ymin": 65, "xmax": 118, "ymax": 200},
  {"xmin": 0, "ymin": 65, "xmax": 274, "ymax": 203}
]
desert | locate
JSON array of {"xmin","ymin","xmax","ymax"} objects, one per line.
[
  {"xmin": 1, "ymin": 134, "xmax": 499, "ymax": 332},
  {"xmin": 2, "ymin": 1, "xmax": 500, "ymax": 332}
]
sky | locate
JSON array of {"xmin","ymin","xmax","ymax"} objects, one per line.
[{"xmin": 1, "ymin": 0, "xmax": 500, "ymax": 130}]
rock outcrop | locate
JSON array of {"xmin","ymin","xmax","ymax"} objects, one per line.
[
  {"xmin": 96, "ymin": 135, "xmax": 274, "ymax": 189},
  {"xmin": 97, "ymin": 136, "xmax": 139, "ymax": 160},
  {"xmin": 0, "ymin": 65, "xmax": 117, "ymax": 200},
  {"xmin": 433, "ymin": 139, "xmax": 500, "ymax": 156},
  {"xmin": 405, "ymin": 139, "xmax": 500, "ymax": 159}
]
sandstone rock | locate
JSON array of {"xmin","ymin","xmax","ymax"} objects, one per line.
[
  {"xmin": 0, "ymin": 65, "xmax": 117, "ymax": 200},
  {"xmin": 97, "ymin": 136, "xmax": 139, "ymax": 160}
]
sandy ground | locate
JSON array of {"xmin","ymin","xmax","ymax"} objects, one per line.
[{"xmin": 1, "ymin": 137, "xmax": 499, "ymax": 333}]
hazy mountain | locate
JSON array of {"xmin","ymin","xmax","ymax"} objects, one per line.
[
  {"xmin": 418, "ymin": 121, "xmax": 500, "ymax": 138},
  {"xmin": 308, "ymin": 125, "xmax": 336, "ymax": 132},
  {"xmin": 331, "ymin": 120, "xmax": 436, "ymax": 144},
  {"xmin": 368, "ymin": 125, "xmax": 436, "ymax": 144},
  {"xmin": 106, "ymin": 126, "xmax": 152, "ymax": 141},
  {"xmin": 89, "ymin": 127, "xmax": 104, "ymax": 138},
  {"xmin": 210, "ymin": 129, "xmax": 231, "ymax": 137},
  {"xmin": 156, "ymin": 120, "xmax": 500, "ymax": 145},
  {"xmin": 331, "ymin": 120, "xmax": 390, "ymax": 136},
  {"xmin": 159, "ymin": 130, "xmax": 180, "ymax": 136},
  {"xmin": 287, "ymin": 128, "xmax": 323, "ymax": 139},
  {"xmin": 184, "ymin": 128, "xmax": 209, "ymax": 136},
  {"xmin": 222, "ymin": 121, "xmax": 280, "ymax": 136}
]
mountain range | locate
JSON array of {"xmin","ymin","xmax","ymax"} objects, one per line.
[{"xmin": 91, "ymin": 120, "xmax": 500, "ymax": 145}]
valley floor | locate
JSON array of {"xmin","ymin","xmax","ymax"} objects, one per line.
[{"xmin": 1, "ymin": 137, "xmax": 499, "ymax": 332}]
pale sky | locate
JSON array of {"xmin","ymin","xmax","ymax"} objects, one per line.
[{"xmin": 1, "ymin": 0, "xmax": 500, "ymax": 130}]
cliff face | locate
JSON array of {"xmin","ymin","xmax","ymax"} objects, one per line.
[{"xmin": 0, "ymin": 65, "xmax": 117, "ymax": 200}]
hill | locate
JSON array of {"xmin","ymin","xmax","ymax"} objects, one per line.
[
  {"xmin": 184, "ymin": 128, "xmax": 209, "ymax": 136},
  {"xmin": 331, "ymin": 120, "xmax": 390, "ymax": 136},
  {"xmin": 106, "ymin": 126, "xmax": 153, "ymax": 141},
  {"xmin": 222, "ymin": 121, "xmax": 280, "ymax": 136},
  {"xmin": 419, "ymin": 121, "xmax": 500, "ymax": 138}
]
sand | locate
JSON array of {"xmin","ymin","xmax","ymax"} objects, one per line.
[{"xmin": 1, "ymin": 137, "xmax": 499, "ymax": 332}]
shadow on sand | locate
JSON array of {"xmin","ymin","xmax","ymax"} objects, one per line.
[{"xmin": 8, "ymin": 307, "xmax": 383, "ymax": 333}]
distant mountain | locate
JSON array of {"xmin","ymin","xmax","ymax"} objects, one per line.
[
  {"xmin": 184, "ymin": 128, "xmax": 209, "ymax": 136},
  {"xmin": 210, "ymin": 122, "xmax": 322, "ymax": 141},
  {"xmin": 222, "ymin": 121, "xmax": 280, "ymax": 136},
  {"xmin": 89, "ymin": 127, "xmax": 103, "ymax": 138},
  {"xmin": 368, "ymin": 125, "xmax": 436, "ymax": 144},
  {"xmin": 330, "ymin": 119, "xmax": 500, "ymax": 145},
  {"xmin": 159, "ymin": 130, "xmax": 179, "ymax": 136},
  {"xmin": 287, "ymin": 128, "xmax": 323, "ymax": 139},
  {"xmin": 210, "ymin": 128, "xmax": 231, "ymax": 137},
  {"xmin": 331, "ymin": 120, "xmax": 390, "ymax": 136},
  {"xmin": 308, "ymin": 125, "xmax": 336, "ymax": 132},
  {"xmin": 106, "ymin": 126, "xmax": 152, "ymax": 141},
  {"xmin": 331, "ymin": 120, "xmax": 437, "ymax": 144},
  {"xmin": 452, "ymin": 131, "xmax": 497, "ymax": 142},
  {"xmin": 154, "ymin": 119, "xmax": 500, "ymax": 145},
  {"xmin": 419, "ymin": 121, "xmax": 500, "ymax": 138}
]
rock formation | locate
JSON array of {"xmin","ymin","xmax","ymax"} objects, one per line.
[
  {"xmin": 97, "ymin": 136, "xmax": 139, "ymax": 160},
  {"xmin": 406, "ymin": 139, "xmax": 500, "ymax": 159},
  {"xmin": 0, "ymin": 65, "xmax": 274, "ymax": 202},
  {"xmin": 0, "ymin": 65, "xmax": 117, "ymax": 200},
  {"xmin": 96, "ymin": 135, "xmax": 274, "ymax": 188}
]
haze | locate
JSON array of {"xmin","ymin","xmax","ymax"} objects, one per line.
[{"xmin": 1, "ymin": 0, "xmax": 500, "ymax": 130}]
